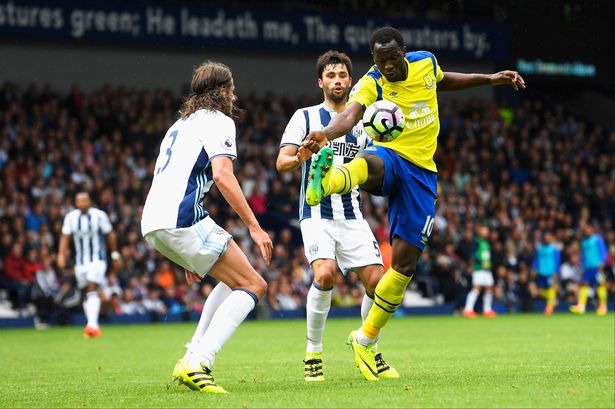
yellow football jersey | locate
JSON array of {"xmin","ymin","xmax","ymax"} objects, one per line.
[{"xmin": 349, "ymin": 51, "xmax": 444, "ymax": 172}]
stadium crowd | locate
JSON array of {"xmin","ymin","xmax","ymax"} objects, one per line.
[{"xmin": 0, "ymin": 82, "xmax": 613, "ymax": 325}]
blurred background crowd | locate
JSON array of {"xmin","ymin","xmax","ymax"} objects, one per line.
[{"xmin": 0, "ymin": 82, "xmax": 613, "ymax": 325}]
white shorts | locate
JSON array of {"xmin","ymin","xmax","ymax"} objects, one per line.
[
  {"xmin": 300, "ymin": 218, "xmax": 383, "ymax": 274},
  {"xmin": 472, "ymin": 270, "xmax": 495, "ymax": 287},
  {"xmin": 75, "ymin": 260, "xmax": 107, "ymax": 289},
  {"xmin": 144, "ymin": 216, "xmax": 232, "ymax": 278}
]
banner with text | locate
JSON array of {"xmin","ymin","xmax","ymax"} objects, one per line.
[{"xmin": 0, "ymin": 0, "xmax": 507, "ymax": 60}]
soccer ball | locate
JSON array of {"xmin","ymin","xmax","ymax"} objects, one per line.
[{"xmin": 362, "ymin": 100, "xmax": 405, "ymax": 142}]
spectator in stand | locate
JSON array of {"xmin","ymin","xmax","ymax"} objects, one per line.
[
  {"xmin": 560, "ymin": 250, "xmax": 581, "ymax": 303},
  {"xmin": 32, "ymin": 254, "xmax": 60, "ymax": 327},
  {"xmin": 0, "ymin": 243, "xmax": 32, "ymax": 314},
  {"xmin": 153, "ymin": 260, "xmax": 176, "ymax": 290},
  {"xmin": 275, "ymin": 276, "xmax": 301, "ymax": 310},
  {"xmin": 143, "ymin": 285, "xmax": 167, "ymax": 321},
  {"xmin": 120, "ymin": 288, "xmax": 146, "ymax": 315}
]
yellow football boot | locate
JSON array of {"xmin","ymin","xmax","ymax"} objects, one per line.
[
  {"xmin": 175, "ymin": 361, "xmax": 228, "ymax": 394},
  {"xmin": 374, "ymin": 352, "xmax": 400, "ymax": 379},
  {"xmin": 347, "ymin": 330, "xmax": 379, "ymax": 381},
  {"xmin": 304, "ymin": 351, "xmax": 325, "ymax": 382}
]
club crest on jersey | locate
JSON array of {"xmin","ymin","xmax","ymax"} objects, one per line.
[
  {"xmin": 309, "ymin": 244, "xmax": 318, "ymax": 256},
  {"xmin": 423, "ymin": 74, "xmax": 435, "ymax": 90}
]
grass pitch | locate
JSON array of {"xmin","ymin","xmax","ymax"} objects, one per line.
[{"xmin": 0, "ymin": 313, "xmax": 613, "ymax": 408}]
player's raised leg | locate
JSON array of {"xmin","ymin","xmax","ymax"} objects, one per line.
[
  {"xmin": 306, "ymin": 147, "xmax": 334, "ymax": 206},
  {"xmin": 306, "ymin": 150, "xmax": 372, "ymax": 206}
]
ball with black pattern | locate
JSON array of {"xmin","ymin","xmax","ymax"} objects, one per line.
[{"xmin": 362, "ymin": 100, "xmax": 405, "ymax": 142}]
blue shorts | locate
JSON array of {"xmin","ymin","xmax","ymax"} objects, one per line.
[
  {"xmin": 582, "ymin": 267, "xmax": 602, "ymax": 286},
  {"xmin": 536, "ymin": 275, "xmax": 554, "ymax": 289},
  {"xmin": 362, "ymin": 145, "xmax": 437, "ymax": 251}
]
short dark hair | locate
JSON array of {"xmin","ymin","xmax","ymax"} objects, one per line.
[
  {"xmin": 316, "ymin": 50, "xmax": 352, "ymax": 79},
  {"xmin": 370, "ymin": 27, "xmax": 405, "ymax": 52}
]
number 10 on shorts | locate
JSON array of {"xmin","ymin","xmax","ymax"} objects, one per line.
[{"xmin": 421, "ymin": 215, "xmax": 434, "ymax": 237}]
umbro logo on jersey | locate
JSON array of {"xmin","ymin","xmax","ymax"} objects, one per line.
[{"xmin": 389, "ymin": 92, "xmax": 398, "ymax": 98}]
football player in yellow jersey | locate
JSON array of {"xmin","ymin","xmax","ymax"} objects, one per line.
[{"xmin": 301, "ymin": 26, "xmax": 525, "ymax": 381}]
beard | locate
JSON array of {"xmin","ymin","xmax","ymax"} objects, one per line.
[{"xmin": 325, "ymin": 87, "xmax": 348, "ymax": 104}]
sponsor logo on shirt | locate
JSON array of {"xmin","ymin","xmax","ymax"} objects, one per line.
[
  {"xmin": 331, "ymin": 141, "xmax": 361, "ymax": 158},
  {"xmin": 406, "ymin": 102, "xmax": 436, "ymax": 129}
]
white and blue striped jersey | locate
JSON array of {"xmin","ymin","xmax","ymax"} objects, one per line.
[
  {"xmin": 281, "ymin": 103, "xmax": 370, "ymax": 220},
  {"xmin": 61, "ymin": 208, "xmax": 112, "ymax": 266},
  {"xmin": 141, "ymin": 109, "xmax": 237, "ymax": 236}
]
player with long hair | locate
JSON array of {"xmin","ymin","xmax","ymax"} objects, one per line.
[{"xmin": 141, "ymin": 61, "xmax": 272, "ymax": 394}]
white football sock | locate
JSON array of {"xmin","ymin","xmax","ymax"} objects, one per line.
[
  {"xmin": 483, "ymin": 291, "xmax": 493, "ymax": 312},
  {"xmin": 190, "ymin": 289, "xmax": 257, "ymax": 368},
  {"xmin": 464, "ymin": 288, "xmax": 480, "ymax": 312},
  {"xmin": 306, "ymin": 284, "xmax": 332, "ymax": 353},
  {"xmin": 185, "ymin": 282, "xmax": 232, "ymax": 359},
  {"xmin": 360, "ymin": 293, "xmax": 374, "ymax": 323},
  {"xmin": 360, "ymin": 293, "xmax": 381, "ymax": 345},
  {"xmin": 84, "ymin": 291, "xmax": 100, "ymax": 329},
  {"xmin": 356, "ymin": 328, "xmax": 375, "ymax": 347}
]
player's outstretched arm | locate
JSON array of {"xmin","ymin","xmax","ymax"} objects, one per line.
[
  {"xmin": 302, "ymin": 102, "xmax": 363, "ymax": 152},
  {"xmin": 276, "ymin": 145, "xmax": 311, "ymax": 173},
  {"xmin": 438, "ymin": 70, "xmax": 526, "ymax": 91},
  {"xmin": 211, "ymin": 156, "xmax": 272, "ymax": 265}
]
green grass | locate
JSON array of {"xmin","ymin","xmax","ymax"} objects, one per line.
[{"xmin": 0, "ymin": 313, "xmax": 613, "ymax": 408}]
